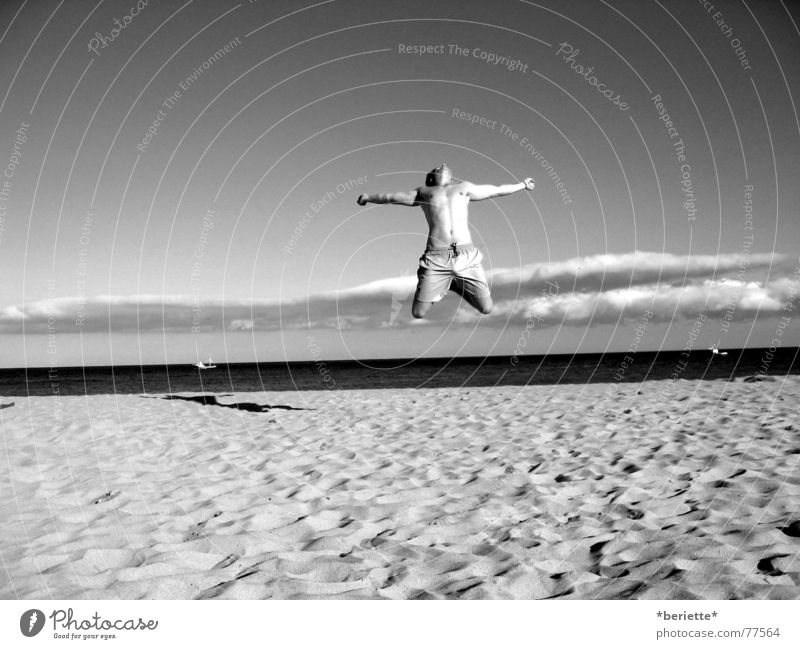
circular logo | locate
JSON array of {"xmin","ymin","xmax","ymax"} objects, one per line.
[{"xmin": 20, "ymin": 609, "xmax": 45, "ymax": 637}]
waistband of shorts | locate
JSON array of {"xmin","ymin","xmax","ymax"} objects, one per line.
[{"xmin": 424, "ymin": 243, "xmax": 476, "ymax": 253}]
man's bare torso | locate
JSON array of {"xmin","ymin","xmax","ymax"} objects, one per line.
[{"xmin": 414, "ymin": 182, "xmax": 473, "ymax": 250}]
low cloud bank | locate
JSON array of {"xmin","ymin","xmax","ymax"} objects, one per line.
[{"xmin": 2, "ymin": 251, "xmax": 796, "ymax": 334}]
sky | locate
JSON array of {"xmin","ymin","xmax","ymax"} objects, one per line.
[{"xmin": 0, "ymin": 0, "xmax": 798, "ymax": 366}]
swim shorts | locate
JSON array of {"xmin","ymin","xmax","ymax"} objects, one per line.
[{"xmin": 414, "ymin": 243, "xmax": 491, "ymax": 303}]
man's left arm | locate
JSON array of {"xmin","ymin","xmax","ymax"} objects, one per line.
[{"xmin": 466, "ymin": 178, "xmax": 534, "ymax": 201}]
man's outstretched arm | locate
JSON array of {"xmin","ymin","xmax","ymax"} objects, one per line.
[
  {"xmin": 466, "ymin": 177, "xmax": 535, "ymax": 201},
  {"xmin": 357, "ymin": 189, "xmax": 418, "ymax": 206}
]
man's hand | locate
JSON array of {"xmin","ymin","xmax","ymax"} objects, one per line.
[
  {"xmin": 357, "ymin": 193, "xmax": 369, "ymax": 206},
  {"xmin": 523, "ymin": 177, "xmax": 535, "ymax": 191}
]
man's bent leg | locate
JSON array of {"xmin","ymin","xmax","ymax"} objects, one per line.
[
  {"xmin": 451, "ymin": 281, "xmax": 493, "ymax": 314},
  {"xmin": 469, "ymin": 293, "xmax": 493, "ymax": 315},
  {"xmin": 413, "ymin": 254, "xmax": 451, "ymax": 318},
  {"xmin": 412, "ymin": 299, "xmax": 434, "ymax": 319},
  {"xmin": 451, "ymin": 248, "xmax": 493, "ymax": 315}
]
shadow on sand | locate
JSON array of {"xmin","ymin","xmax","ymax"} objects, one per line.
[{"xmin": 149, "ymin": 394, "xmax": 308, "ymax": 412}]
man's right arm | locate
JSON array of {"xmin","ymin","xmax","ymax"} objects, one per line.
[
  {"xmin": 466, "ymin": 178, "xmax": 535, "ymax": 201},
  {"xmin": 357, "ymin": 189, "xmax": 418, "ymax": 206}
]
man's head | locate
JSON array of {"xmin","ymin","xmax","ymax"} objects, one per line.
[{"xmin": 425, "ymin": 163, "xmax": 452, "ymax": 187}]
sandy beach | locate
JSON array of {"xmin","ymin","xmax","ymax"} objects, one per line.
[{"xmin": 2, "ymin": 377, "xmax": 799, "ymax": 600}]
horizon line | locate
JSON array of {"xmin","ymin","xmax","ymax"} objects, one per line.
[{"xmin": 5, "ymin": 345, "xmax": 798, "ymax": 371}]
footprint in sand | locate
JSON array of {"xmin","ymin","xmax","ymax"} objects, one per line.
[
  {"xmin": 92, "ymin": 490, "xmax": 121, "ymax": 504},
  {"xmin": 194, "ymin": 582, "xmax": 230, "ymax": 600},
  {"xmin": 756, "ymin": 555, "xmax": 789, "ymax": 577},
  {"xmin": 184, "ymin": 511, "xmax": 223, "ymax": 541},
  {"xmin": 211, "ymin": 554, "xmax": 240, "ymax": 570},
  {"xmin": 779, "ymin": 521, "xmax": 800, "ymax": 538},
  {"xmin": 195, "ymin": 561, "xmax": 263, "ymax": 599}
]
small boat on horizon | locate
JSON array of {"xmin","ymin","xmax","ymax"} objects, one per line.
[
  {"xmin": 193, "ymin": 357, "xmax": 217, "ymax": 370},
  {"xmin": 709, "ymin": 342, "xmax": 728, "ymax": 357}
]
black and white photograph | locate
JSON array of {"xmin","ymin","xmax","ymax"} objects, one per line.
[{"xmin": 0, "ymin": 0, "xmax": 798, "ymax": 643}]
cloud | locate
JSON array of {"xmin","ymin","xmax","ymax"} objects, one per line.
[
  {"xmin": 227, "ymin": 319, "xmax": 254, "ymax": 331},
  {"xmin": 489, "ymin": 278, "xmax": 790, "ymax": 328},
  {"xmin": 2, "ymin": 251, "xmax": 796, "ymax": 334},
  {"xmin": 487, "ymin": 250, "xmax": 791, "ymax": 302}
]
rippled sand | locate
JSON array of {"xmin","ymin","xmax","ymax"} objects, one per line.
[{"xmin": 2, "ymin": 377, "xmax": 799, "ymax": 599}]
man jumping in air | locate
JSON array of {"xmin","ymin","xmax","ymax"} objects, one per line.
[{"xmin": 357, "ymin": 163, "xmax": 535, "ymax": 318}]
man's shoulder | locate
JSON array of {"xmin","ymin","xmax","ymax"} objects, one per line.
[{"xmin": 449, "ymin": 181, "xmax": 473, "ymax": 193}]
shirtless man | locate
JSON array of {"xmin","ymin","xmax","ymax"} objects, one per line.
[{"xmin": 357, "ymin": 163, "xmax": 535, "ymax": 318}]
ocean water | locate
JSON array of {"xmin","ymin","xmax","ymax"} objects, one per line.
[{"xmin": 1, "ymin": 348, "xmax": 798, "ymax": 397}]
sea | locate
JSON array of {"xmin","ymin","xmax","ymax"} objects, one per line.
[{"xmin": 1, "ymin": 347, "xmax": 798, "ymax": 397}]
